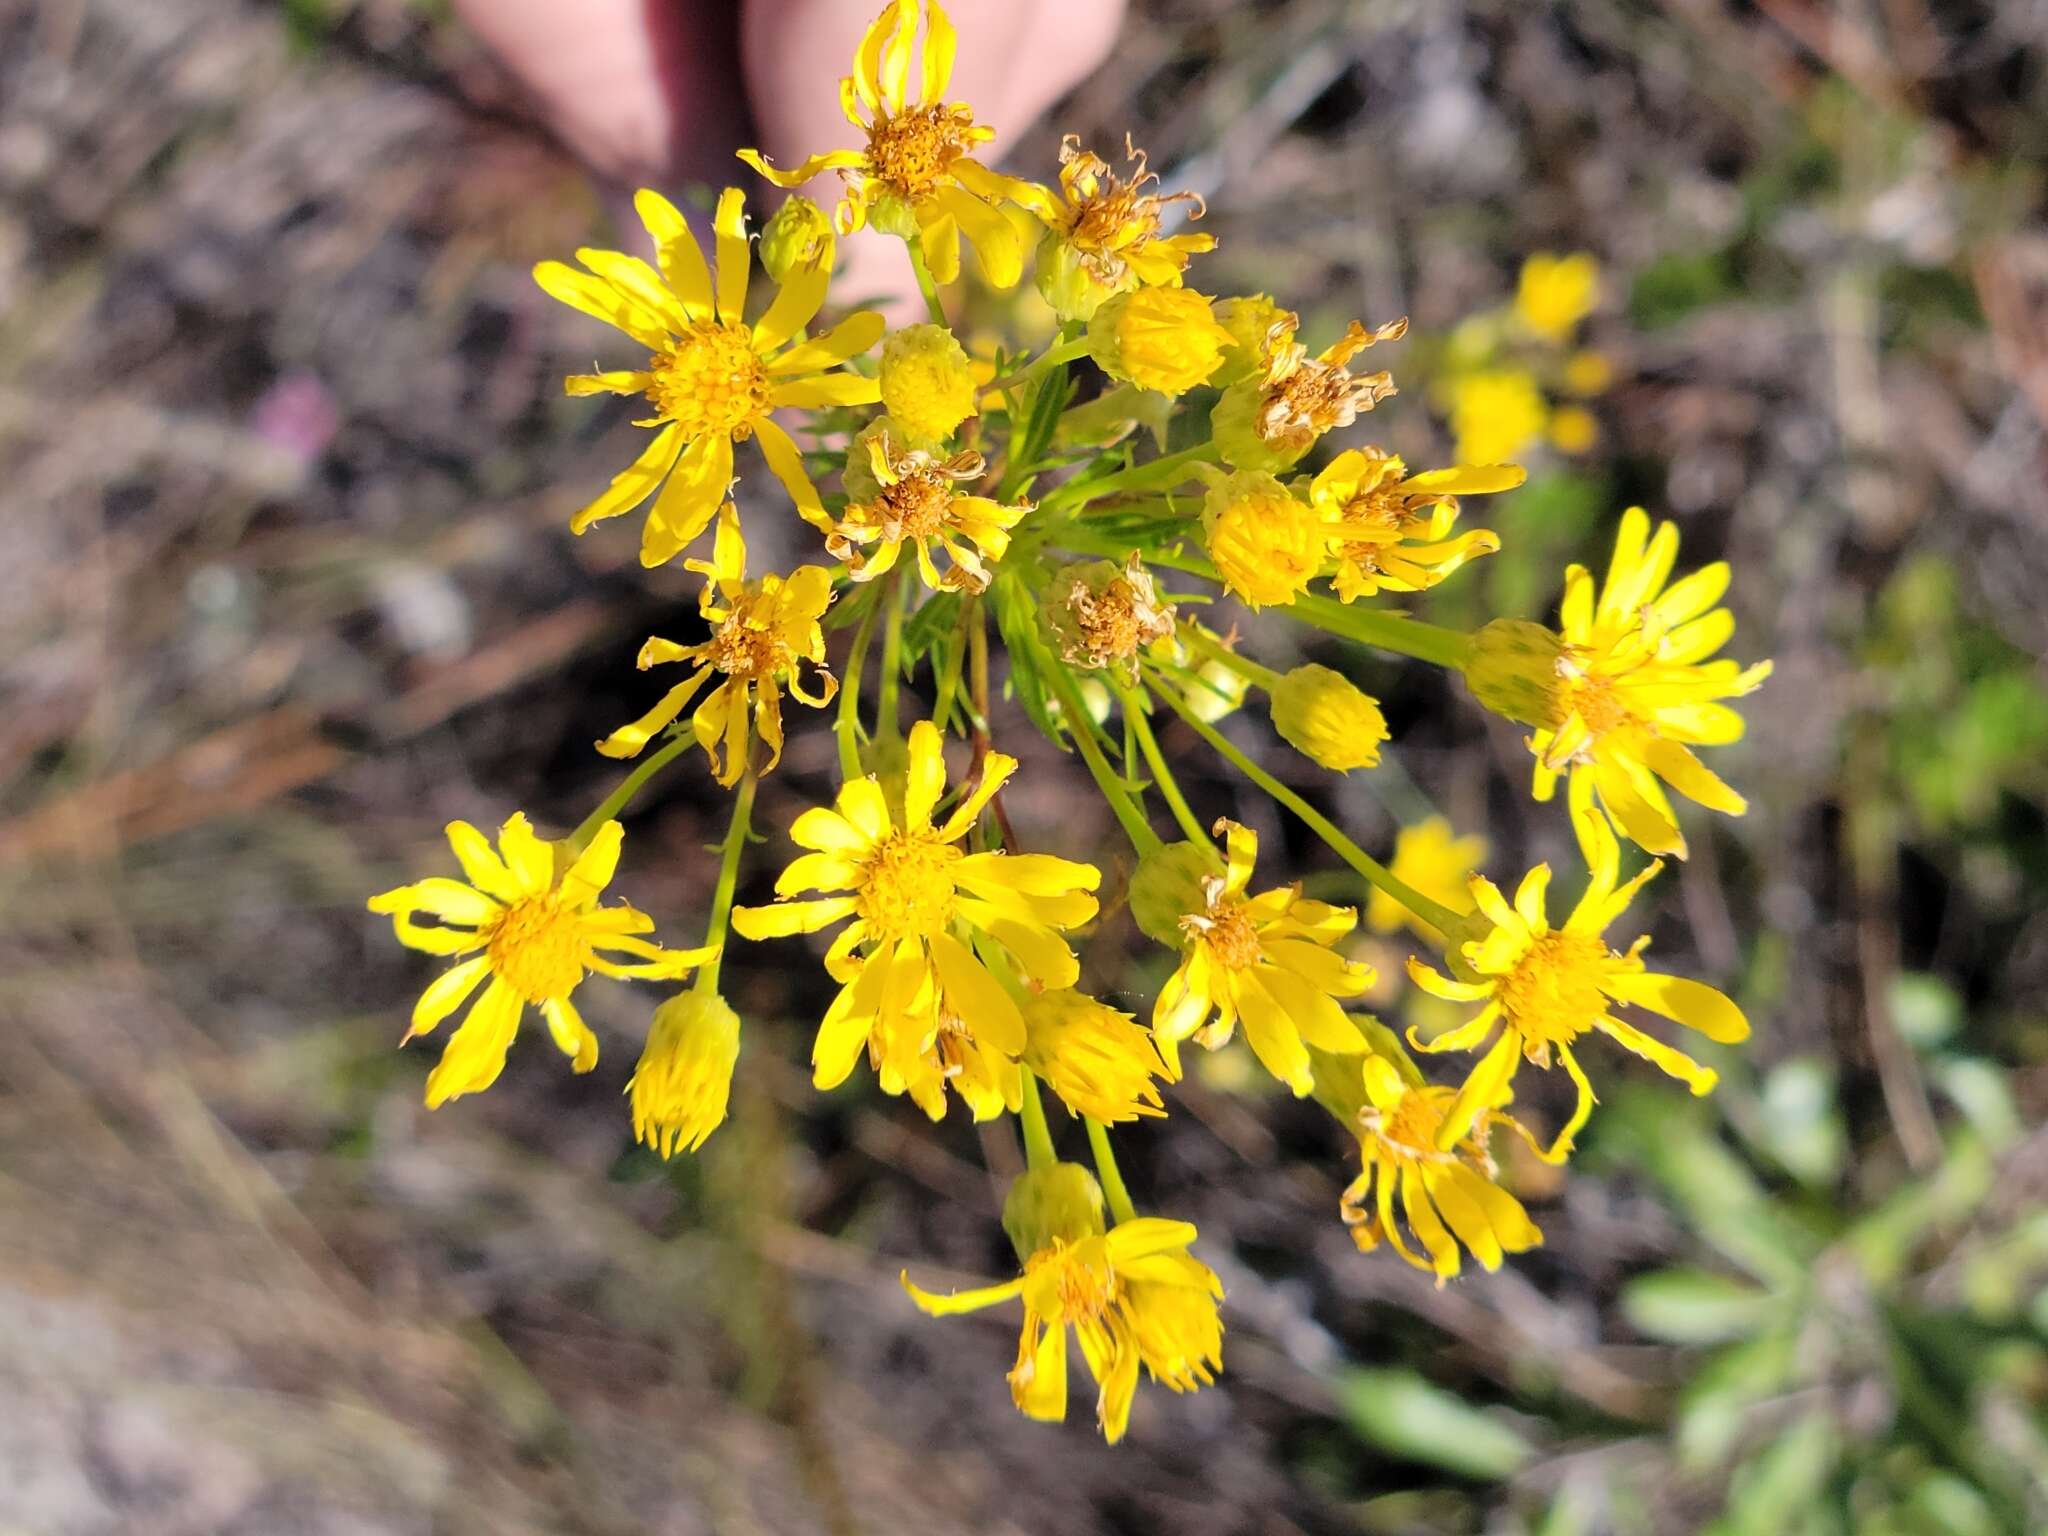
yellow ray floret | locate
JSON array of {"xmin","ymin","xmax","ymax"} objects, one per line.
[
  {"xmin": 368, "ymin": 815, "xmax": 715, "ymax": 1107},
  {"xmin": 731, "ymin": 719, "xmax": 1100, "ymax": 1118},
  {"xmin": 1153, "ymin": 818, "xmax": 1373, "ymax": 1095},
  {"xmin": 534, "ymin": 187, "xmax": 883, "ymax": 565},
  {"xmin": 1406, "ymin": 806, "xmax": 1751, "ymax": 1162},
  {"xmin": 1340, "ymin": 1055, "xmax": 1542, "ymax": 1284},
  {"xmin": 1307, "ymin": 447, "xmax": 1520, "ymax": 602},
  {"xmin": 597, "ymin": 505, "xmax": 837, "ymax": 785},
  {"xmin": 827, "ymin": 432, "xmax": 1027, "ymax": 592},
  {"xmin": 737, "ymin": 0, "xmax": 1034, "ymax": 288},
  {"xmin": 1530, "ymin": 506, "xmax": 1773, "ymax": 857},
  {"xmin": 903, "ymin": 1169, "xmax": 1222, "ymax": 1443}
]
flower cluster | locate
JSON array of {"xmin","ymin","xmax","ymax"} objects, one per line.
[
  {"xmin": 1433, "ymin": 251, "xmax": 1613, "ymax": 464},
  {"xmin": 363, "ymin": 0, "xmax": 1770, "ymax": 1445}
]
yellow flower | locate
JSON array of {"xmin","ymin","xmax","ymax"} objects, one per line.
[
  {"xmin": 1200, "ymin": 469, "xmax": 1324, "ymax": 609},
  {"xmin": 1548, "ymin": 404, "xmax": 1599, "ymax": 455},
  {"xmin": 1153, "ymin": 818, "xmax": 1373, "ymax": 1095},
  {"xmin": 1085, "ymin": 286, "xmax": 1233, "ymax": 398},
  {"xmin": 1563, "ymin": 348, "xmax": 1613, "ymax": 397},
  {"xmin": 1445, "ymin": 368, "xmax": 1548, "ymax": 467},
  {"xmin": 1514, "ymin": 252, "xmax": 1600, "ymax": 344},
  {"xmin": 904, "ymin": 1165, "xmax": 1222, "ymax": 1443},
  {"xmin": 879, "ymin": 323, "xmax": 978, "ymax": 445},
  {"xmin": 1339, "ymin": 1055, "xmax": 1542, "ymax": 1283},
  {"xmin": 536, "ymin": 187, "xmax": 883, "ymax": 564},
  {"xmin": 1528, "ymin": 507, "xmax": 1773, "ymax": 857},
  {"xmin": 1022, "ymin": 989, "xmax": 1170, "ymax": 1124},
  {"xmin": 1019, "ymin": 135, "xmax": 1215, "ymax": 322},
  {"xmin": 738, "ymin": 0, "xmax": 1032, "ymax": 287},
  {"xmin": 827, "ymin": 432, "xmax": 1027, "ymax": 592},
  {"xmin": 630, "ymin": 990, "xmax": 741, "ymax": 1156},
  {"xmin": 368, "ymin": 816, "xmax": 714, "ymax": 1107},
  {"xmin": 1307, "ymin": 447, "xmax": 1518, "ymax": 602},
  {"xmin": 596, "ymin": 505, "xmax": 837, "ymax": 785},
  {"xmin": 1366, "ymin": 815, "xmax": 1486, "ymax": 940},
  {"xmin": 731, "ymin": 720, "xmax": 1100, "ymax": 1113},
  {"xmin": 1406, "ymin": 806, "xmax": 1751, "ymax": 1161},
  {"xmin": 1210, "ymin": 313, "xmax": 1407, "ymax": 472},
  {"xmin": 892, "ymin": 995, "xmax": 1024, "ymax": 1122},
  {"xmin": 1268, "ymin": 664, "xmax": 1388, "ymax": 773}
]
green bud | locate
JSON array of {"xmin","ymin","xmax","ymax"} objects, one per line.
[
  {"xmin": 1462, "ymin": 618, "xmax": 1567, "ymax": 728},
  {"xmin": 760, "ymin": 195, "xmax": 835, "ymax": 283},
  {"xmin": 1002, "ymin": 1161, "xmax": 1106, "ymax": 1260},
  {"xmin": 1128, "ymin": 838, "xmax": 1222, "ymax": 946}
]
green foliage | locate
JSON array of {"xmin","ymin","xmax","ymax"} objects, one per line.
[{"xmin": 1334, "ymin": 1367, "xmax": 1534, "ymax": 1480}]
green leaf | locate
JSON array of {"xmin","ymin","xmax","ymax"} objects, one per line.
[
  {"xmin": 1332, "ymin": 1368, "xmax": 1533, "ymax": 1481},
  {"xmin": 1707, "ymin": 1409, "xmax": 1837, "ymax": 1536},
  {"xmin": 1622, "ymin": 1268, "xmax": 1777, "ymax": 1345}
]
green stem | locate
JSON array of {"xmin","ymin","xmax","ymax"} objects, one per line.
[
  {"xmin": 875, "ymin": 567, "xmax": 908, "ymax": 746},
  {"xmin": 695, "ymin": 761, "xmax": 757, "ymax": 993},
  {"xmin": 1038, "ymin": 647, "xmax": 1162, "ymax": 856},
  {"xmin": 1290, "ymin": 589, "xmax": 1474, "ymax": 671},
  {"xmin": 1018, "ymin": 1069, "xmax": 1057, "ymax": 1170},
  {"xmin": 1040, "ymin": 441, "xmax": 1218, "ymax": 514},
  {"xmin": 905, "ymin": 240, "xmax": 948, "ymax": 327},
  {"xmin": 1119, "ymin": 686, "xmax": 1210, "ymax": 845},
  {"xmin": 1175, "ymin": 621, "xmax": 1285, "ymax": 692},
  {"xmin": 1085, "ymin": 1117, "xmax": 1137, "ymax": 1225},
  {"xmin": 986, "ymin": 335, "xmax": 1090, "ymax": 393},
  {"xmin": 569, "ymin": 732, "xmax": 695, "ymax": 850},
  {"xmin": 1146, "ymin": 667, "xmax": 1468, "ymax": 938},
  {"xmin": 836, "ymin": 593, "xmax": 879, "ymax": 783}
]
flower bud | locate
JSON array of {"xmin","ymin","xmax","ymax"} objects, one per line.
[
  {"xmin": 629, "ymin": 990, "xmax": 741, "ymax": 1157},
  {"xmin": 1209, "ymin": 374, "xmax": 1303, "ymax": 473},
  {"xmin": 1085, "ymin": 287, "xmax": 1232, "ymax": 398},
  {"xmin": 1002, "ymin": 1161, "xmax": 1106, "ymax": 1261},
  {"xmin": 1268, "ymin": 664, "xmax": 1388, "ymax": 772},
  {"xmin": 1461, "ymin": 618, "xmax": 1567, "ymax": 728},
  {"xmin": 1200, "ymin": 469, "xmax": 1324, "ymax": 609},
  {"xmin": 880, "ymin": 324, "xmax": 977, "ymax": 446},
  {"xmin": 1210, "ymin": 294, "xmax": 1289, "ymax": 386},
  {"xmin": 1022, "ymin": 989, "xmax": 1169, "ymax": 1124},
  {"xmin": 1043, "ymin": 555, "xmax": 1175, "ymax": 677},
  {"xmin": 1128, "ymin": 839, "xmax": 1221, "ymax": 946},
  {"xmin": 760, "ymin": 195, "xmax": 835, "ymax": 283},
  {"xmin": 1036, "ymin": 231, "xmax": 1121, "ymax": 323}
]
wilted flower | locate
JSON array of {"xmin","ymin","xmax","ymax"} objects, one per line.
[
  {"xmin": 1045, "ymin": 554, "xmax": 1175, "ymax": 677},
  {"xmin": 1210, "ymin": 313, "xmax": 1406, "ymax": 472},
  {"xmin": 1306, "ymin": 447, "xmax": 1516, "ymax": 603},
  {"xmin": 1022, "ymin": 135, "xmax": 1214, "ymax": 322},
  {"xmin": 828, "ymin": 433, "xmax": 1027, "ymax": 592}
]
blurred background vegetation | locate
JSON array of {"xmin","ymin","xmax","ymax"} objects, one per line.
[{"xmin": 3, "ymin": 0, "xmax": 2045, "ymax": 1531}]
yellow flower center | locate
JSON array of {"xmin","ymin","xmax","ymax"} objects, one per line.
[
  {"xmin": 1186, "ymin": 898, "xmax": 1262, "ymax": 971},
  {"xmin": 706, "ymin": 600, "xmax": 790, "ymax": 681},
  {"xmin": 648, "ymin": 323, "xmax": 772, "ymax": 442},
  {"xmin": 1495, "ymin": 929, "xmax": 1611, "ymax": 1049},
  {"xmin": 855, "ymin": 830, "xmax": 962, "ymax": 938},
  {"xmin": 1361, "ymin": 1085, "xmax": 1455, "ymax": 1167},
  {"xmin": 876, "ymin": 468, "xmax": 957, "ymax": 541},
  {"xmin": 485, "ymin": 896, "xmax": 584, "ymax": 1003},
  {"xmin": 865, "ymin": 104, "xmax": 975, "ymax": 201},
  {"xmin": 1554, "ymin": 651, "xmax": 1636, "ymax": 739},
  {"xmin": 1026, "ymin": 1239, "xmax": 1117, "ymax": 1325}
]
